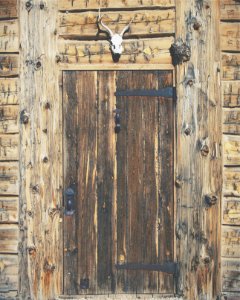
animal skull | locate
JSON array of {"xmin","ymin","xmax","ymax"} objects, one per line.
[{"xmin": 98, "ymin": 9, "xmax": 134, "ymax": 56}]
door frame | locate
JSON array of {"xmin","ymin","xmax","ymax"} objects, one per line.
[{"xmin": 60, "ymin": 67, "xmax": 177, "ymax": 297}]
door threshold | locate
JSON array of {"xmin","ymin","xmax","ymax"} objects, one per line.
[{"xmin": 58, "ymin": 295, "xmax": 182, "ymax": 300}]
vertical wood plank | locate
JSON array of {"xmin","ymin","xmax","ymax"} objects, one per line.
[
  {"xmin": 97, "ymin": 71, "xmax": 116, "ymax": 294},
  {"xmin": 175, "ymin": 0, "xmax": 222, "ymax": 299}
]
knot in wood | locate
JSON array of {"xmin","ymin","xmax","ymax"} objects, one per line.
[
  {"xmin": 20, "ymin": 109, "xmax": 30, "ymax": 124},
  {"xmin": 43, "ymin": 156, "xmax": 48, "ymax": 163},
  {"xmin": 27, "ymin": 246, "xmax": 36, "ymax": 256},
  {"xmin": 201, "ymin": 144, "xmax": 210, "ymax": 156},
  {"xmin": 34, "ymin": 60, "xmax": 42, "ymax": 70},
  {"xmin": 184, "ymin": 126, "xmax": 192, "ymax": 136},
  {"xmin": 39, "ymin": 2, "xmax": 45, "ymax": 9},
  {"xmin": 205, "ymin": 194, "xmax": 218, "ymax": 207},
  {"xmin": 170, "ymin": 38, "xmax": 191, "ymax": 66},
  {"xmin": 193, "ymin": 22, "xmax": 201, "ymax": 31},
  {"xmin": 25, "ymin": 1, "xmax": 33, "ymax": 11},
  {"xmin": 31, "ymin": 184, "xmax": 40, "ymax": 194},
  {"xmin": 43, "ymin": 261, "xmax": 56, "ymax": 273}
]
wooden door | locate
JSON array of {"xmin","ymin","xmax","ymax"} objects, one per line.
[{"xmin": 63, "ymin": 70, "xmax": 175, "ymax": 295}]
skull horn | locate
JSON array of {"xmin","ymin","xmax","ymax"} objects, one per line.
[
  {"xmin": 120, "ymin": 17, "xmax": 134, "ymax": 37},
  {"xmin": 98, "ymin": 8, "xmax": 114, "ymax": 37}
]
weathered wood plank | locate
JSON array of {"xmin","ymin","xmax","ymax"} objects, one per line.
[
  {"xmin": 223, "ymin": 108, "xmax": 240, "ymax": 135},
  {"xmin": 0, "ymin": 134, "xmax": 18, "ymax": 161},
  {"xmin": 224, "ymin": 136, "xmax": 240, "ymax": 165},
  {"xmin": 220, "ymin": 23, "xmax": 240, "ymax": 52},
  {"xmin": 0, "ymin": 254, "xmax": 18, "ymax": 292},
  {"xmin": 222, "ymin": 258, "xmax": 240, "ymax": 292},
  {"xmin": 0, "ymin": 105, "xmax": 18, "ymax": 134},
  {"xmin": 59, "ymin": 10, "xmax": 175, "ymax": 39},
  {"xmin": 0, "ymin": 0, "xmax": 17, "ymax": 19},
  {"xmin": 0, "ymin": 197, "xmax": 18, "ymax": 223},
  {"xmin": 222, "ymin": 226, "xmax": 240, "ymax": 258},
  {"xmin": 0, "ymin": 224, "xmax": 18, "ymax": 253},
  {"xmin": 0, "ymin": 162, "xmax": 18, "ymax": 195},
  {"xmin": 222, "ymin": 82, "xmax": 240, "ymax": 108},
  {"xmin": 175, "ymin": 0, "xmax": 222, "ymax": 298},
  {"xmin": 97, "ymin": 71, "xmax": 116, "ymax": 293},
  {"xmin": 220, "ymin": 0, "xmax": 240, "ymax": 20},
  {"xmin": 19, "ymin": 0, "xmax": 62, "ymax": 298},
  {"xmin": 0, "ymin": 20, "xmax": 18, "ymax": 53},
  {"xmin": 0, "ymin": 55, "xmax": 18, "ymax": 77},
  {"xmin": 58, "ymin": 0, "xmax": 175, "ymax": 10},
  {"xmin": 58, "ymin": 37, "xmax": 173, "ymax": 65},
  {"xmin": 0, "ymin": 78, "xmax": 18, "ymax": 105},
  {"xmin": 223, "ymin": 198, "xmax": 240, "ymax": 225},
  {"xmin": 222, "ymin": 54, "xmax": 240, "ymax": 81},
  {"xmin": 224, "ymin": 167, "xmax": 240, "ymax": 197}
]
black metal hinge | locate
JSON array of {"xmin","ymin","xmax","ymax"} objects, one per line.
[
  {"xmin": 115, "ymin": 87, "xmax": 174, "ymax": 98},
  {"xmin": 115, "ymin": 262, "xmax": 179, "ymax": 275}
]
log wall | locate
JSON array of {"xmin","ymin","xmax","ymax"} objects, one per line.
[
  {"xmin": 220, "ymin": 0, "xmax": 240, "ymax": 297},
  {"xmin": 0, "ymin": 0, "xmax": 19, "ymax": 299}
]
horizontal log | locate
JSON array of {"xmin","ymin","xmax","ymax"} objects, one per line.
[
  {"xmin": 222, "ymin": 81, "xmax": 240, "ymax": 107},
  {"xmin": 58, "ymin": 0, "xmax": 175, "ymax": 10},
  {"xmin": 0, "ymin": 55, "xmax": 18, "ymax": 77},
  {"xmin": 0, "ymin": 224, "xmax": 18, "ymax": 253},
  {"xmin": 220, "ymin": 23, "xmax": 240, "ymax": 52},
  {"xmin": 222, "ymin": 258, "xmax": 240, "ymax": 292},
  {"xmin": 58, "ymin": 37, "xmax": 173, "ymax": 65},
  {"xmin": 0, "ymin": 254, "xmax": 18, "ymax": 292},
  {"xmin": 0, "ymin": 162, "xmax": 19, "ymax": 195},
  {"xmin": 223, "ymin": 108, "xmax": 240, "ymax": 135},
  {"xmin": 0, "ymin": 20, "xmax": 18, "ymax": 53},
  {"xmin": 224, "ymin": 136, "xmax": 240, "ymax": 165},
  {"xmin": 222, "ymin": 53, "xmax": 240, "ymax": 81},
  {"xmin": 0, "ymin": 135, "xmax": 18, "ymax": 161},
  {"xmin": 224, "ymin": 167, "xmax": 240, "ymax": 197},
  {"xmin": 0, "ymin": 0, "xmax": 17, "ymax": 19},
  {"xmin": 223, "ymin": 197, "xmax": 240, "ymax": 225},
  {"xmin": 220, "ymin": 0, "xmax": 240, "ymax": 20},
  {"xmin": 58, "ymin": 9, "xmax": 175, "ymax": 39},
  {"xmin": 0, "ymin": 105, "xmax": 18, "ymax": 134},
  {"xmin": 0, "ymin": 78, "xmax": 18, "ymax": 105},
  {"xmin": 0, "ymin": 197, "xmax": 18, "ymax": 223},
  {"xmin": 222, "ymin": 226, "xmax": 240, "ymax": 258}
]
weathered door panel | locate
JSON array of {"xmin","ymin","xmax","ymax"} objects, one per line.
[{"xmin": 63, "ymin": 70, "xmax": 174, "ymax": 295}]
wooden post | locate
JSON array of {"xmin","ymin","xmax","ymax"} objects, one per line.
[
  {"xmin": 19, "ymin": 0, "xmax": 62, "ymax": 299},
  {"xmin": 175, "ymin": 0, "xmax": 222, "ymax": 299}
]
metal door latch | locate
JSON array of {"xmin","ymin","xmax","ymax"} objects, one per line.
[
  {"xmin": 113, "ymin": 109, "xmax": 121, "ymax": 133},
  {"xmin": 64, "ymin": 187, "xmax": 75, "ymax": 216}
]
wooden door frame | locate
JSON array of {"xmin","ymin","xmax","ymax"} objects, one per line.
[{"xmin": 60, "ymin": 67, "xmax": 177, "ymax": 297}]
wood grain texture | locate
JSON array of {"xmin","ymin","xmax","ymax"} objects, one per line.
[
  {"xmin": 223, "ymin": 198, "xmax": 240, "ymax": 225},
  {"xmin": 222, "ymin": 226, "xmax": 240, "ymax": 258},
  {"xmin": 222, "ymin": 82, "xmax": 240, "ymax": 108},
  {"xmin": 220, "ymin": 0, "xmax": 240, "ymax": 20},
  {"xmin": 222, "ymin": 54, "xmax": 240, "ymax": 81},
  {"xmin": 223, "ymin": 108, "xmax": 240, "ymax": 135},
  {"xmin": 0, "ymin": 55, "xmax": 18, "ymax": 77},
  {"xmin": 220, "ymin": 23, "xmax": 240, "ymax": 52},
  {"xmin": 58, "ymin": 10, "xmax": 175, "ymax": 39},
  {"xmin": 0, "ymin": 0, "xmax": 17, "ymax": 20},
  {"xmin": 58, "ymin": 37, "xmax": 173, "ymax": 65},
  {"xmin": 222, "ymin": 258, "xmax": 240, "ymax": 292},
  {"xmin": 224, "ymin": 167, "xmax": 240, "ymax": 197},
  {"xmin": 224, "ymin": 135, "xmax": 240, "ymax": 165},
  {"xmin": 0, "ymin": 224, "xmax": 18, "ymax": 253},
  {"xmin": 19, "ymin": 0, "xmax": 62, "ymax": 298},
  {"xmin": 0, "ymin": 254, "xmax": 18, "ymax": 293},
  {"xmin": 0, "ymin": 20, "xmax": 18, "ymax": 53},
  {"xmin": 0, "ymin": 105, "xmax": 18, "ymax": 134},
  {"xmin": 58, "ymin": 0, "xmax": 175, "ymax": 10},
  {"xmin": 0, "ymin": 134, "xmax": 18, "ymax": 161},
  {"xmin": 0, "ymin": 79, "xmax": 18, "ymax": 105},
  {"xmin": 0, "ymin": 197, "xmax": 18, "ymax": 223},
  {"xmin": 0, "ymin": 162, "xmax": 18, "ymax": 195},
  {"xmin": 175, "ymin": 0, "xmax": 222, "ymax": 299}
]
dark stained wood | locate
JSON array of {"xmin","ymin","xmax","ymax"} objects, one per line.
[
  {"xmin": 63, "ymin": 71, "xmax": 98, "ymax": 294},
  {"xmin": 0, "ymin": 0, "xmax": 17, "ymax": 19},
  {"xmin": 157, "ymin": 71, "xmax": 174, "ymax": 293},
  {"xmin": 97, "ymin": 71, "xmax": 116, "ymax": 293}
]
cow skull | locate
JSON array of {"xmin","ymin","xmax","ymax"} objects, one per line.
[{"xmin": 98, "ymin": 9, "xmax": 134, "ymax": 56}]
